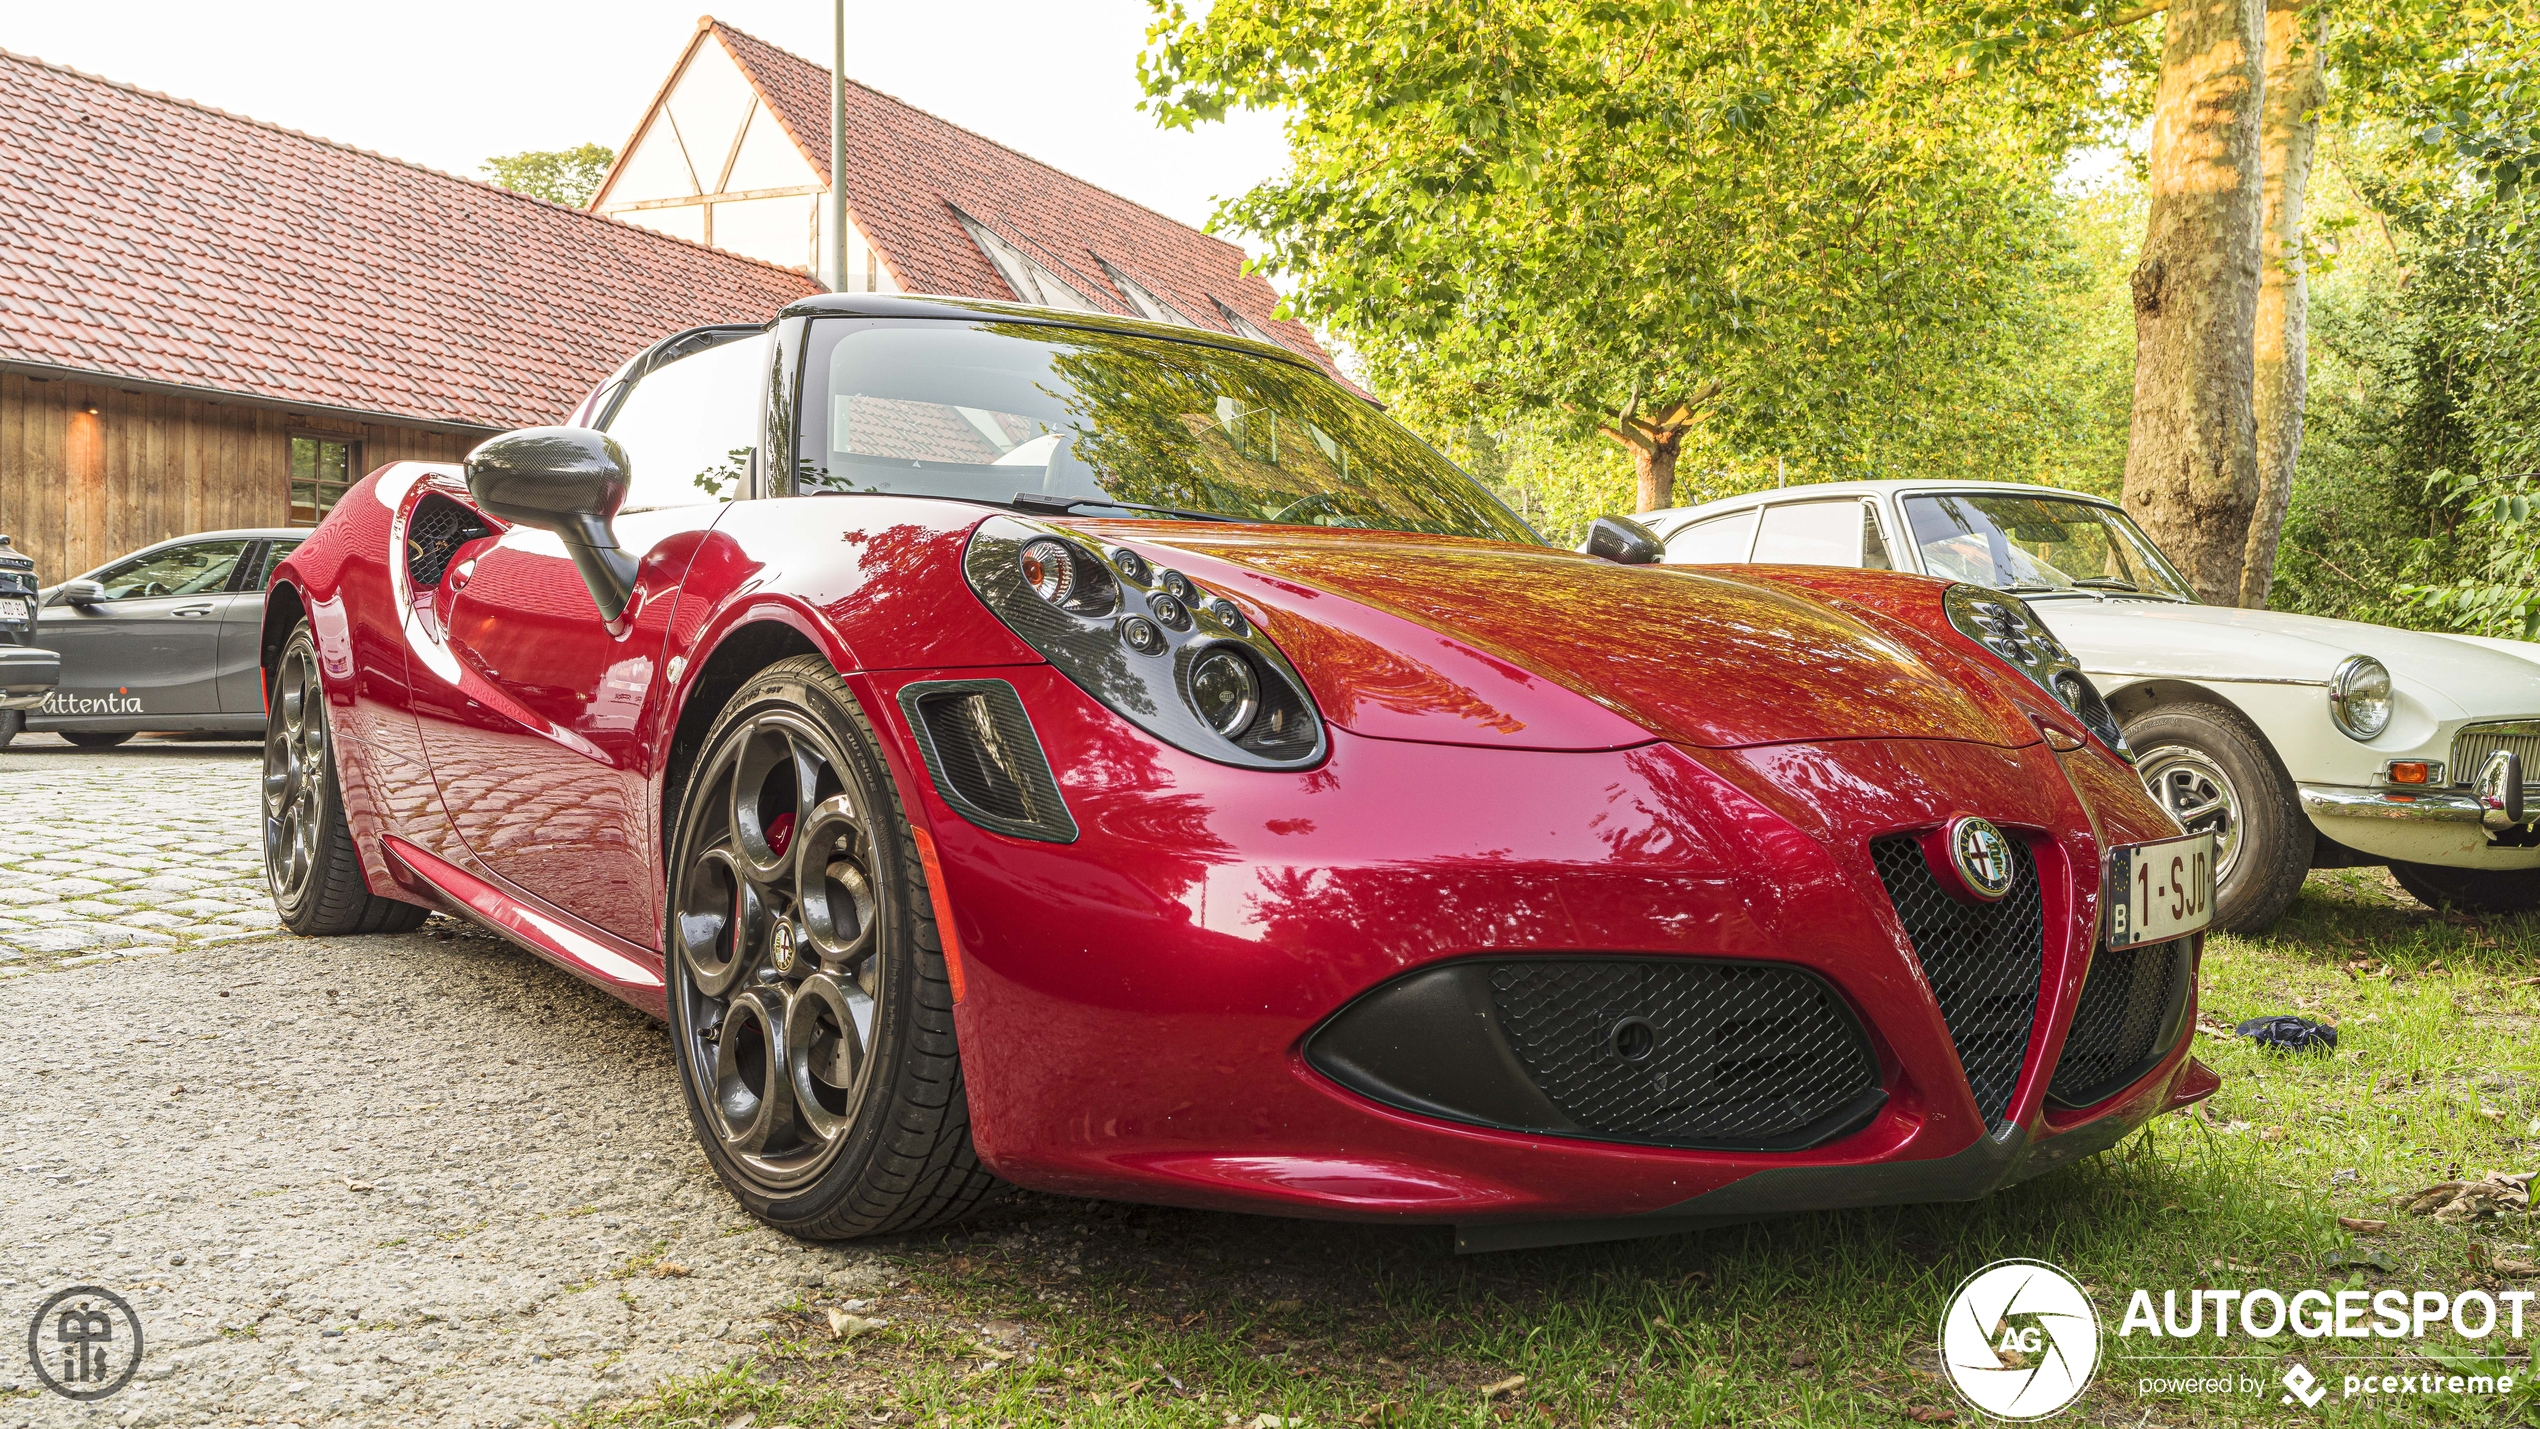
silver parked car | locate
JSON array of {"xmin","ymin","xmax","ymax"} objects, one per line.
[{"xmin": 31, "ymin": 529, "xmax": 303, "ymax": 746}]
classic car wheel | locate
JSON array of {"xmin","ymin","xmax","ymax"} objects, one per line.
[
  {"xmin": 64, "ymin": 732, "xmax": 132, "ymax": 748},
  {"xmin": 665, "ymin": 655, "xmax": 998, "ymax": 1237},
  {"xmin": 2389, "ymin": 862, "xmax": 2540, "ymax": 916},
  {"xmin": 263, "ymin": 622, "xmax": 430, "ymax": 936},
  {"xmin": 0, "ymin": 710, "xmax": 18, "ymax": 748},
  {"xmin": 2126, "ymin": 702, "xmax": 2310, "ymax": 933}
]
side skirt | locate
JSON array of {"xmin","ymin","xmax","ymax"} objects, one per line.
[{"xmin": 379, "ymin": 835, "xmax": 667, "ymax": 1017}]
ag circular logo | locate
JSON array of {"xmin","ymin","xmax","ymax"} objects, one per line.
[
  {"xmin": 1949, "ymin": 817, "xmax": 2016, "ymax": 902},
  {"xmin": 1940, "ymin": 1259, "xmax": 2098, "ymax": 1420},
  {"xmin": 26, "ymin": 1285, "xmax": 143, "ymax": 1402}
]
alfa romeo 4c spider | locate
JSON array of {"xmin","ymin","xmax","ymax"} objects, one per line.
[{"xmin": 261, "ymin": 294, "xmax": 2217, "ymax": 1251}]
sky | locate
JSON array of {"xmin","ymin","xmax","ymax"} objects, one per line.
[{"xmin": 3, "ymin": 1, "xmax": 1291, "ymax": 237}]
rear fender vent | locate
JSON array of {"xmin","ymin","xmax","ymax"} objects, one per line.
[
  {"xmin": 1869, "ymin": 832, "xmax": 2047, "ymax": 1130},
  {"xmin": 406, "ymin": 494, "xmax": 489, "ymax": 590},
  {"xmin": 897, "ymin": 679, "xmax": 1077, "ymax": 843}
]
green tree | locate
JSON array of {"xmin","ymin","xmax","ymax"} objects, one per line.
[
  {"xmin": 1141, "ymin": 0, "xmax": 2141, "ymax": 514},
  {"xmin": 480, "ymin": 143, "xmax": 616, "ymax": 208}
]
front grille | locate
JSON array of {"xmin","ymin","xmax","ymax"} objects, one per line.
[
  {"xmin": 1488, "ymin": 959, "xmax": 1883, "ymax": 1149},
  {"xmin": 2049, "ymin": 937, "xmax": 2192, "ymax": 1108},
  {"xmin": 405, "ymin": 494, "xmax": 488, "ymax": 589},
  {"xmin": 2451, "ymin": 722, "xmax": 2540, "ymax": 792},
  {"xmin": 1870, "ymin": 834, "xmax": 2046, "ymax": 1129}
]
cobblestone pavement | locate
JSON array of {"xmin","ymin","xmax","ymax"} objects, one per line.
[
  {"xmin": 0, "ymin": 737, "xmax": 278, "ymax": 969},
  {"xmin": 0, "ymin": 740, "xmax": 895, "ymax": 1425}
]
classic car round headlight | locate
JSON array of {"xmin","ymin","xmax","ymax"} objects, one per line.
[
  {"xmin": 2328, "ymin": 654, "xmax": 2393, "ymax": 740},
  {"xmin": 1188, "ymin": 648, "xmax": 1259, "ymax": 737}
]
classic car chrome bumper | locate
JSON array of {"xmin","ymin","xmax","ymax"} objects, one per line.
[{"xmin": 2300, "ymin": 783, "xmax": 2491, "ymax": 822}]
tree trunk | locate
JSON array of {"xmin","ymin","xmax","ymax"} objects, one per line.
[
  {"xmin": 2238, "ymin": 0, "xmax": 2326, "ymax": 609},
  {"xmin": 2122, "ymin": 0, "xmax": 2268, "ymax": 605},
  {"xmin": 1633, "ymin": 431, "xmax": 1682, "ymax": 513}
]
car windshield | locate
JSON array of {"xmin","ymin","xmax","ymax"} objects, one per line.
[
  {"xmin": 793, "ymin": 319, "xmax": 1539, "ymax": 543},
  {"xmin": 1901, "ymin": 493, "xmax": 2195, "ymax": 601}
]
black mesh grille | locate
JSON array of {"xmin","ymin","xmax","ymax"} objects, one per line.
[
  {"xmin": 405, "ymin": 495, "xmax": 488, "ymax": 589},
  {"xmin": 1487, "ymin": 960, "xmax": 1882, "ymax": 1148},
  {"xmin": 2049, "ymin": 937, "xmax": 2190, "ymax": 1107},
  {"xmin": 1869, "ymin": 834, "xmax": 2046, "ymax": 1129}
]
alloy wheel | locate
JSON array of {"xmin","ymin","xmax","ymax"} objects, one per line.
[
  {"xmin": 670, "ymin": 710, "xmax": 889, "ymax": 1190},
  {"xmin": 262, "ymin": 641, "xmax": 326, "ymax": 907},
  {"xmin": 2137, "ymin": 745, "xmax": 2244, "ymax": 885}
]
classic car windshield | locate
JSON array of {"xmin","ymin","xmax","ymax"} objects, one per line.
[
  {"xmin": 1902, "ymin": 493, "xmax": 2195, "ymax": 601},
  {"xmin": 793, "ymin": 319, "xmax": 1539, "ymax": 543}
]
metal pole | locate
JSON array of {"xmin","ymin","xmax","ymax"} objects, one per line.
[{"xmin": 825, "ymin": 0, "xmax": 850, "ymax": 291}]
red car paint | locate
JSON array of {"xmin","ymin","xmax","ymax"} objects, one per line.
[{"xmin": 267, "ymin": 453, "xmax": 2214, "ymax": 1239}]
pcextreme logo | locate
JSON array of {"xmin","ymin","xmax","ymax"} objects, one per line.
[{"xmin": 1941, "ymin": 1259, "xmax": 2101, "ymax": 1420}]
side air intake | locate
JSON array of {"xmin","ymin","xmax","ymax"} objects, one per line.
[{"xmin": 896, "ymin": 679, "xmax": 1077, "ymax": 843}]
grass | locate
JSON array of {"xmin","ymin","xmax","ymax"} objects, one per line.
[{"xmin": 571, "ymin": 871, "xmax": 2540, "ymax": 1428}]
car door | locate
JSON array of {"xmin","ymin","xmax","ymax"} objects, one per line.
[
  {"xmin": 216, "ymin": 537, "xmax": 302, "ymax": 715},
  {"xmin": 408, "ymin": 328, "xmax": 769, "ymax": 940},
  {"xmin": 39, "ymin": 538, "xmax": 254, "ymax": 721}
]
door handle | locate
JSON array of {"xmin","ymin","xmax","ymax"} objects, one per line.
[{"xmin": 172, "ymin": 604, "xmax": 216, "ymax": 617}]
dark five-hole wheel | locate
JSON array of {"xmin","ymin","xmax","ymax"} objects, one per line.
[
  {"xmin": 665, "ymin": 654, "xmax": 998, "ymax": 1237},
  {"xmin": 262, "ymin": 621, "xmax": 429, "ymax": 935}
]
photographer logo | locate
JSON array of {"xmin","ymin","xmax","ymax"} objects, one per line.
[
  {"xmin": 25, "ymin": 1285, "xmax": 142, "ymax": 1402},
  {"xmin": 1942, "ymin": 1259, "xmax": 2099, "ymax": 1420}
]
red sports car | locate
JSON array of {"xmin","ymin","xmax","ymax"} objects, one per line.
[{"xmin": 261, "ymin": 295, "xmax": 2217, "ymax": 1251}]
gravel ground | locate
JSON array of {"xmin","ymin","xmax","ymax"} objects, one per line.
[{"xmin": 0, "ymin": 739, "xmax": 890, "ymax": 1426}]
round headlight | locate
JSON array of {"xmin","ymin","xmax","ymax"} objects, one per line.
[
  {"xmin": 2329, "ymin": 654, "xmax": 2393, "ymax": 740},
  {"xmin": 1019, "ymin": 539, "xmax": 1078, "ymax": 605},
  {"xmin": 1188, "ymin": 647, "xmax": 1260, "ymax": 738}
]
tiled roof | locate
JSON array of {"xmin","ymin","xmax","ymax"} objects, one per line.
[
  {"xmin": 0, "ymin": 49, "xmax": 821, "ymax": 431},
  {"xmin": 699, "ymin": 19, "xmax": 1339, "ymax": 377}
]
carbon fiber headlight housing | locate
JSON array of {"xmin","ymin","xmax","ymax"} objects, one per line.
[
  {"xmin": 1943, "ymin": 584, "xmax": 2132, "ymax": 763},
  {"xmin": 964, "ymin": 516, "xmax": 1327, "ymax": 769}
]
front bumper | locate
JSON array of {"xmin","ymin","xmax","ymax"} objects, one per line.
[
  {"xmin": 2300, "ymin": 783, "xmax": 2540, "ymax": 869},
  {"xmin": 867, "ymin": 663, "xmax": 2211, "ymax": 1237},
  {"xmin": 0, "ymin": 645, "xmax": 60, "ymax": 710}
]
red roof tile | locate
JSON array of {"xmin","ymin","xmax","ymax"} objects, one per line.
[
  {"xmin": 0, "ymin": 48, "xmax": 821, "ymax": 431},
  {"xmin": 696, "ymin": 19, "xmax": 1338, "ymax": 377}
]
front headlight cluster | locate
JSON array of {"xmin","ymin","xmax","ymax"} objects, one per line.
[
  {"xmin": 2327, "ymin": 654, "xmax": 2393, "ymax": 740},
  {"xmin": 1942, "ymin": 585, "xmax": 2132, "ymax": 762},
  {"xmin": 965, "ymin": 516, "xmax": 1326, "ymax": 768}
]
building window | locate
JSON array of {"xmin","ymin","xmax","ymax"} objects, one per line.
[{"xmin": 289, "ymin": 435, "xmax": 358, "ymax": 525}]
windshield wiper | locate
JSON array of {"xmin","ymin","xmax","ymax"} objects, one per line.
[
  {"xmin": 2073, "ymin": 577, "xmax": 2139, "ymax": 591},
  {"xmin": 1010, "ymin": 493, "xmax": 1242, "ymax": 524},
  {"xmin": 2001, "ymin": 581, "xmax": 2061, "ymax": 594}
]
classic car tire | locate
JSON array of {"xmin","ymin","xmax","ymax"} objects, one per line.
[
  {"xmin": 2126, "ymin": 702, "xmax": 2311, "ymax": 933},
  {"xmin": 262, "ymin": 622, "xmax": 430, "ymax": 937},
  {"xmin": 664, "ymin": 655, "xmax": 999, "ymax": 1239},
  {"xmin": 2389, "ymin": 862, "xmax": 2540, "ymax": 915},
  {"xmin": 0, "ymin": 710, "xmax": 17, "ymax": 748},
  {"xmin": 63, "ymin": 732, "xmax": 132, "ymax": 748}
]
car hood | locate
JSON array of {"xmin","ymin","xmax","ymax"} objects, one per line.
[
  {"xmin": 1087, "ymin": 523, "xmax": 2031, "ymax": 752},
  {"xmin": 2029, "ymin": 597, "xmax": 2540, "ymax": 722}
]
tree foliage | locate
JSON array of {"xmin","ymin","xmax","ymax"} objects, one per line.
[
  {"xmin": 480, "ymin": 143, "xmax": 616, "ymax": 208},
  {"xmin": 1141, "ymin": 0, "xmax": 2148, "ymax": 511}
]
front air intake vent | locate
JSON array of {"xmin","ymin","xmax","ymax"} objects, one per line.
[
  {"xmin": 897, "ymin": 679, "xmax": 1077, "ymax": 843},
  {"xmin": 1306, "ymin": 957, "xmax": 1888, "ymax": 1153},
  {"xmin": 406, "ymin": 494, "xmax": 489, "ymax": 589},
  {"xmin": 1869, "ymin": 832, "xmax": 2046, "ymax": 1130},
  {"xmin": 2048, "ymin": 937, "xmax": 2193, "ymax": 1108}
]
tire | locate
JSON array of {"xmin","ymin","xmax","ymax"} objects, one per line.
[
  {"xmin": 2390, "ymin": 862, "xmax": 2540, "ymax": 916},
  {"xmin": 0, "ymin": 709, "xmax": 19, "ymax": 749},
  {"xmin": 663, "ymin": 654, "xmax": 999, "ymax": 1239},
  {"xmin": 2125, "ymin": 702, "xmax": 2311, "ymax": 933},
  {"xmin": 64, "ymin": 732, "xmax": 131, "ymax": 749},
  {"xmin": 262, "ymin": 622, "xmax": 430, "ymax": 936}
]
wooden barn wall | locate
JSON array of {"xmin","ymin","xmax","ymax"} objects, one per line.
[{"xmin": 0, "ymin": 373, "xmax": 483, "ymax": 581}]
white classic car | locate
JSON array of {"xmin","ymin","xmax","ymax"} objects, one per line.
[{"xmin": 1637, "ymin": 479, "xmax": 2540, "ymax": 929}]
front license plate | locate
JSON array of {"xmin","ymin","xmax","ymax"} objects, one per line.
[
  {"xmin": 2107, "ymin": 832, "xmax": 2215, "ymax": 948},
  {"xmin": 0, "ymin": 598, "xmax": 24, "ymax": 623}
]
